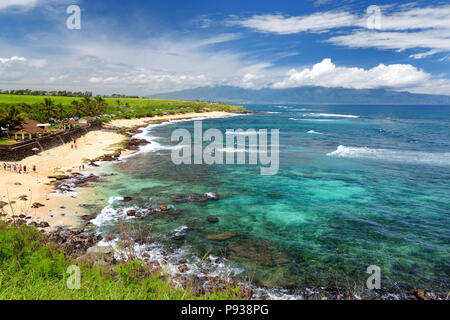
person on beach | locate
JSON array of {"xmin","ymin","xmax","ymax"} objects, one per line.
[
  {"xmin": 23, "ymin": 165, "xmax": 27, "ymax": 173},
  {"xmin": 33, "ymin": 165, "xmax": 36, "ymax": 173}
]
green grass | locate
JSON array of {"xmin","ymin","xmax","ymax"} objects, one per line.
[
  {"xmin": 0, "ymin": 221, "xmax": 242, "ymax": 300},
  {"xmin": 0, "ymin": 94, "xmax": 246, "ymax": 123},
  {"xmin": 0, "ymin": 138, "xmax": 15, "ymax": 145}
]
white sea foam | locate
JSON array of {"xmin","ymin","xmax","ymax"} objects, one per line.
[
  {"xmin": 96, "ymin": 237, "xmax": 243, "ymax": 289},
  {"xmin": 91, "ymin": 196, "xmax": 134, "ymax": 226},
  {"xmin": 225, "ymin": 131, "xmax": 258, "ymax": 135},
  {"xmin": 307, "ymin": 130, "xmax": 322, "ymax": 135},
  {"xmin": 275, "ymin": 106, "xmax": 290, "ymax": 109},
  {"xmin": 328, "ymin": 145, "xmax": 450, "ymax": 166},
  {"xmin": 309, "ymin": 113, "xmax": 359, "ymax": 118},
  {"xmin": 290, "ymin": 118, "xmax": 337, "ymax": 122},
  {"xmin": 120, "ymin": 114, "xmax": 243, "ymax": 160},
  {"xmin": 216, "ymin": 147, "xmax": 249, "ymax": 153}
]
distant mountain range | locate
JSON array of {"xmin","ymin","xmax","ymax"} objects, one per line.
[{"xmin": 148, "ymin": 86, "xmax": 450, "ymax": 105}]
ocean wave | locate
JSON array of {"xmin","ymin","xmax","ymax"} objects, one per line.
[
  {"xmin": 225, "ymin": 131, "xmax": 258, "ymax": 135},
  {"xmin": 96, "ymin": 237, "xmax": 243, "ymax": 289},
  {"xmin": 216, "ymin": 147, "xmax": 250, "ymax": 153},
  {"xmin": 307, "ymin": 130, "xmax": 322, "ymax": 135},
  {"xmin": 120, "ymin": 114, "xmax": 243, "ymax": 160},
  {"xmin": 308, "ymin": 113, "xmax": 359, "ymax": 118},
  {"xmin": 290, "ymin": 118, "xmax": 337, "ymax": 122},
  {"xmin": 91, "ymin": 196, "xmax": 154, "ymax": 226},
  {"xmin": 328, "ymin": 145, "xmax": 450, "ymax": 166}
]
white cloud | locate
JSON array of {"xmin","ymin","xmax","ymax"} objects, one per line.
[
  {"xmin": 0, "ymin": 56, "xmax": 46, "ymax": 80},
  {"xmin": 272, "ymin": 58, "xmax": 450, "ymax": 94},
  {"xmin": 229, "ymin": 11, "xmax": 358, "ymax": 35},
  {"xmin": 0, "ymin": 0, "xmax": 37, "ymax": 10},
  {"xmin": 232, "ymin": 5, "xmax": 450, "ymax": 59}
]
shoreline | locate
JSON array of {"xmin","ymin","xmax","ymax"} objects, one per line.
[
  {"xmin": 0, "ymin": 111, "xmax": 237, "ymax": 229},
  {"xmin": 1, "ymin": 110, "xmax": 446, "ymax": 300}
]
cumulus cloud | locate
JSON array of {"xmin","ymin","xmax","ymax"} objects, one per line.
[
  {"xmin": 0, "ymin": 56, "xmax": 46, "ymax": 80},
  {"xmin": 271, "ymin": 58, "xmax": 450, "ymax": 93}
]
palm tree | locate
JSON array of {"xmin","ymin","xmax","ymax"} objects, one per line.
[
  {"xmin": 0, "ymin": 105, "xmax": 26, "ymax": 138},
  {"xmin": 82, "ymin": 97, "xmax": 92, "ymax": 105},
  {"xmin": 40, "ymin": 98, "xmax": 56, "ymax": 122},
  {"xmin": 94, "ymin": 96, "xmax": 107, "ymax": 115},
  {"xmin": 94, "ymin": 96, "xmax": 105, "ymax": 104},
  {"xmin": 70, "ymin": 100, "xmax": 84, "ymax": 119}
]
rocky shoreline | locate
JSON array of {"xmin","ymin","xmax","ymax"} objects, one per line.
[{"xmin": 2, "ymin": 120, "xmax": 447, "ymax": 300}]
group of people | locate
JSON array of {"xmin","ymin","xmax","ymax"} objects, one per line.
[
  {"xmin": 3, "ymin": 163, "xmax": 36, "ymax": 174},
  {"xmin": 71, "ymin": 139, "xmax": 78, "ymax": 150}
]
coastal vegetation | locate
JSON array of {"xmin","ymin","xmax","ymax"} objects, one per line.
[
  {"xmin": 0, "ymin": 94, "xmax": 244, "ymax": 124},
  {"xmin": 0, "ymin": 221, "xmax": 242, "ymax": 300},
  {"xmin": 0, "ymin": 93, "xmax": 245, "ymax": 145}
]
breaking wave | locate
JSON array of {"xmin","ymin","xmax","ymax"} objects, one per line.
[
  {"xmin": 328, "ymin": 145, "xmax": 450, "ymax": 166},
  {"xmin": 308, "ymin": 113, "xmax": 359, "ymax": 118}
]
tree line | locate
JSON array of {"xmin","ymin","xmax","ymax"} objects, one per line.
[
  {"xmin": 0, "ymin": 97, "xmax": 108, "ymax": 135},
  {"xmin": 0, "ymin": 89, "xmax": 139, "ymax": 99}
]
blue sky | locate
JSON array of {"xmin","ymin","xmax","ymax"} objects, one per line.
[{"xmin": 0, "ymin": 0, "xmax": 449, "ymax": 95}]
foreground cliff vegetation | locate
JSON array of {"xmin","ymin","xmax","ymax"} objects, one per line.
[{"xmin": 0, "ymin": 221, "xmax": 241, "ymax": 300}]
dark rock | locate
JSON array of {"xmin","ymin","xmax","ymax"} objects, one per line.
[
  {"xmin": 226, "ymin": 242, "xmax": 290, "ymax": 267},
  {"xmin": 126, "ymin": 210, "xmax": 136, "ymax": 217},
  {"xmin": 178, "ymin": 264, "xmax": 188, "ymax": 273},
  {"xmin": 159, "ymin": 205, "xmax": 169, "ymax": 212},
  {"xmin": 172, "ymin": 192, "xmax": 221, "ymax": 203},
  {"xmin": 80, "ymin": 214, "xmax": 96, "ymax": 221},
  {"xmin": 207, "ymin": 216, "xmax": 219, "ymax": 223},
  {"xmin": 122, "ymin": 197, "xmax": 133, "ymax": 202},
  {"xmin": 31, "ymin": 202, "xmax": 45, "ymax": 208},
  {"xmin": 207, "ymin": 232, "xmax": 236, "ymax": 241}
]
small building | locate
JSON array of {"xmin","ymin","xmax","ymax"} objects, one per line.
[
  {"xmin": 79, "ymin": 116, "xmax": 94, "ymax": 126},
  {"xmin": 10, "ymin": 120, "xmax": 45, "ymax": 140},
  {"xmin": 63, "ymin": 120, "xmax": 79, "ymax": 130}
]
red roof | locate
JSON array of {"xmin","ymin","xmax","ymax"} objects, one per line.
[{"xmin": 13, "ymin": 120, "xmax": 45, "ymax": 134}]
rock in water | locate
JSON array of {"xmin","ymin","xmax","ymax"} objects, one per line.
[
  {"xmin": 204, "ymin": 192, "xmax": 220, "ymax": 200},
  {"xmin": 226, "ymin": 242, "xmax": 290, "ymax": 267},
  {"xmin": 207, "ymin": 232, "xmax": 236, "ymax": 241},
  {"xmin": 206, "ymin": 216, "xmax": 219, "ymax": 223}
]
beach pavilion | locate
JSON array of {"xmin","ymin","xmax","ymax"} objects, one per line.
[{"xmin": 10, "ymin": 120, "xmax": 45, "ymax": 140}]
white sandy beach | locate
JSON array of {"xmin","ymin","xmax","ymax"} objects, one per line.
[{"xmin": 0, "ymin": 111, "xmax": 234, "ymax": 228}]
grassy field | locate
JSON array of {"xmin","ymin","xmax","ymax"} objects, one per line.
[
  {"xmin": 0, "ymin": 94, "xmax": 201, "ymax": 108},
  {"xmin": 0, "ymin": 94, "xmax": 245, "ymax": 123},
  {"xmin": 0, "ymin": 221, "xmax": 242, "ymax": 300}
]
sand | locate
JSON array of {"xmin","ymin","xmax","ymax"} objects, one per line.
[{"xmin": 0, "ymin": 111, "xmax": 234, "ymax": 228}]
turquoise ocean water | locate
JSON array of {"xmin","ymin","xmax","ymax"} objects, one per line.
[{"xmin": 88, "ymin": 105, "xmax": 450, "ymax": 293}]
